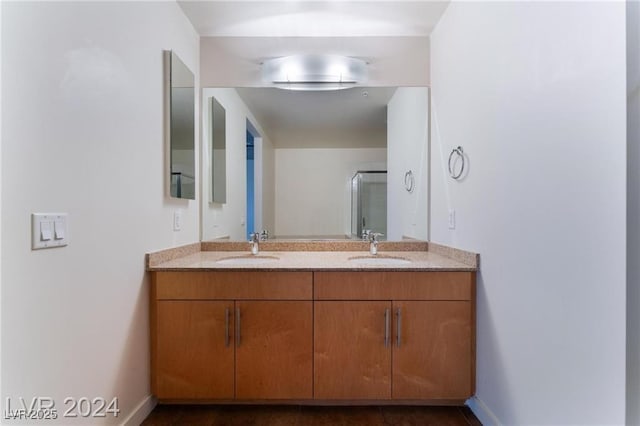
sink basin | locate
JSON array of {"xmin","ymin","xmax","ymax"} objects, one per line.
[
  {"xmin": 216, "ymin": 255, "xmax": 279, "ymax": 265},
  {"xmin": 348, "ymin": 256, "xmax": 411, "ymax": 266}
]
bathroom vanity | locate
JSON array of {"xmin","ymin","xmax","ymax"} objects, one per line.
[{"xmin": 147, "ymin": 244, "xmax": 477, "ymax": 405}]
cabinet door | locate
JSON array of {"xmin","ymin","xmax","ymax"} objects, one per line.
[
  {"xmin": 235, "ymin": 301, "xmax": 313, "ymax": 399},
  {"xmin": 314, "ymin": 301, "xmax": 392, "ymax": 399},
  {"xmin": 155, "ymin": 301, "xmax": 234, "ymax": 399},
  {"xmin": 392, "ymin": 301, "xmax": 472, "ymax": 399}
]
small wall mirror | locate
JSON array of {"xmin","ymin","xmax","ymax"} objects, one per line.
[
  {"xmin": 210, "ymin": 96, "xmax": 226, "ymax": 203},
  {"xmin": 166, "ymin": 50, "xmax": 195, "ymax": 199}
]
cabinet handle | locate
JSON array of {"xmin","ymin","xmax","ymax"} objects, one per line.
[
  {"xmin": 396, "ymin": 308, "xmax": 402, "ymax": 348},
  {"xmin": 236, "ymin": 307, "xmax": 241, "ymax": 347},
  {"xmin": 384, "ymin": 308, "xmax": 390, "ymax": 348},
  {"xmin": 224, "ymin": 308, "xmax": 230, "ymax": 347}
]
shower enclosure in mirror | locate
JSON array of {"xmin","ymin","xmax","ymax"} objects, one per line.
[
  {"xmin": 166, "ymin": 50, "xmax": 195, "ymax": 199},
  {"xmin": 351, "ymin": 171, "xmax": 387, "ymax": 239}
]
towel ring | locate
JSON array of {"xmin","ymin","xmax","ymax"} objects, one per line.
[
  {"xmin": 404, "ymin": 170, "xmax": 415, "ymax": 193},
  {"xmin": 448, "ymin": 146, "xmax": 465, "ymax": 180}
]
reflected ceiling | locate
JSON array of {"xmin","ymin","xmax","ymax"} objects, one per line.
[{"xmin": 236, "ymin": 87, "xmax": 396, "ymax": 148}]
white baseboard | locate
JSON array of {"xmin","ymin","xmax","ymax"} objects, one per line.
[
  {"xmin": 467, "ymin": 396, "xmax": 501, "ymax": 426},
  {"xmin": 120, "ymin": 395, "xmax": 157, "ymax": 426}
]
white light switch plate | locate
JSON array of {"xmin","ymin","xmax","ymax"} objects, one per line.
[
  {"xmin": 32, "ymin": 213, "xmax": 68, "ymax": 250},
  {"xmin": 448, "ymin": 209, "xmax": 456, "ymax": 230},
  {"xmin": 173, "ymin": 210, "xmax": 182, "ymax": 231}
]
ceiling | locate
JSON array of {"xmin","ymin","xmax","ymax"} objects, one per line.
[
  {"xmin": 178, "ymin": 1, "xmax": 450, "ymax": 37},
  {"xmin": 182, "ymin": 1, "xmax": 444, "ymax": 149}
]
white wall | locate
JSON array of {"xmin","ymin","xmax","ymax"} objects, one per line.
[
  {"xmin": 387, "ymin": 87, "xmax": 430, "ymax": 241},
  {"xmin": 275, "ymin": 148, "xmax": 386, "ymax": 237},
  {"xmin": 200, "ymin": 36, "xmax": 430, "ymax": 87},
  {"xmin": 430, "ymin": 2, "xmax": 626, "ymax": 425},
  {"xmin": 1, "ymin": 2, "xmax": 199, "ymax": 424},
  {"xmin": 628, "ymin": 1, "xmax": 640, "ymax": 424},
  {"xmin": 201, "ymin": 88, "xmax": 274, "ymax": 240}
]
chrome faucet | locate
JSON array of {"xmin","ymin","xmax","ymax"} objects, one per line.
[
  {"xmin": 260, "ymin": 229, "xmax": 269, "ymax": 241},
  {"xmin": 369, "ymin": 233, "xmax": 383, "ymax": 255},
  {"xmin": 249, "ymin": 233, "xmax": 260, "ymax": 255}
]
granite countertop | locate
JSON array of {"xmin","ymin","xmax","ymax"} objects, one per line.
[{"xmin": 147, "ymin": 250, "xmax": 476, "ymax": 272}]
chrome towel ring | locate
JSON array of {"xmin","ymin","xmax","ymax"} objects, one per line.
[
  {"xmin": 448, "ymin": 146, "xmax": 465, "ymax": 180},
  {"xmin": 404, "ymin": 170, "xmax": 415, "ymax": 193}
]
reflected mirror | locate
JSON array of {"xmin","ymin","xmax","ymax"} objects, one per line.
[
  {"xmin": 167, "ymin": 51, "xmax": 195, "ymax": 199},
  {"xmin": 200, "ymin": 87, "xmax": 430, "ymax": 242},
  {"xmin": 210, "ymin": 97, "xmax": 226, "ymax": 203},
  {"xmin": 351, "ymin": 171, "xmax": 387, "ymax": 238}
]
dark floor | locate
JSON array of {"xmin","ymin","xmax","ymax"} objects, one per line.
[{"xmin": 141, "ymin": 405, "xmax": 483, "ymax": 426}]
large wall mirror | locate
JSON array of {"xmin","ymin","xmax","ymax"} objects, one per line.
[
  {"xmin": 166, "ymin": 51, "xmax": 195, "ymax": 200},
  {"xmin": 200, "ymin": 87, "xmax": 430, "ymax": 242}
]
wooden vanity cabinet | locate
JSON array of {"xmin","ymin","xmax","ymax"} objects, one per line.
[
  {"xmin": 150, "ymin": 271, "xmax": 313, "ymax": 401},
  {"xmin": 314, "ymin": 272, "xmax": 475, "ymax": 401},
  {"xmin": 151, "ymin": 269, "xmax": 475, "ymax": 403}
]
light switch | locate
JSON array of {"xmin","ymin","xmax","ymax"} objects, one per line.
[
  {"xmin": 54, "ymin": 220, "xmax": 65, "ymax": 239},
  {"xmin": 40, "ymin": 222, "xmax": 52, "ymax": 241},
  {"xmin": 32, "ymin": 213, "xmax": 68, "ymax": 250}
]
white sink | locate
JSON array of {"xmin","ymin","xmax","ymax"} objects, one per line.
[
  {"xmin": 216, "ymin": 256, "xmax": 279, "ymax": 265},
  {"xmin": 348, "ymin": 256, "xmax": 411, "ymax": 266}
]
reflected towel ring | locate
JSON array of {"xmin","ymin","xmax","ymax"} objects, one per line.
[
  {"xmin": 404, "ymin": 170, "xmax": 415, "ymax": 193},
  {"xmin": 448, "ymin": 146, "xmax": 465, "ymax": 180}
]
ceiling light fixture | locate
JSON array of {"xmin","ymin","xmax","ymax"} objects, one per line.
[{"xmin": 262, "ymin": 54, "xmax": 368, "ymax": 91}]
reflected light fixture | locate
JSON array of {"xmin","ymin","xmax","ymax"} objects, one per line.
[{"xmin": 262, "ymin": 54, "xmax": 368, "ymax": 91}]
